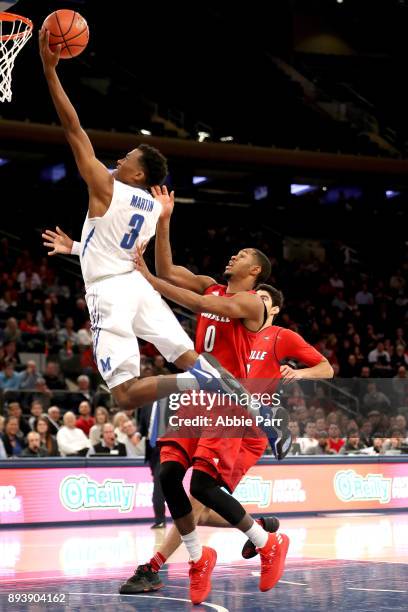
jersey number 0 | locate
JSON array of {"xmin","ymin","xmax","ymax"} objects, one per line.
[
  {"xmin": 120, "ymin": 214, "xmax": 145, "ymax": 249},
  {"xmin": 204, "ymin": 325, "xmax": 216, "ymax": 352}
]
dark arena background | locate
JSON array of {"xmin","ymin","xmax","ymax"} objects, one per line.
[{"xmin": 0, "ymin": 1, "xmax": 407, "ymax": 611}]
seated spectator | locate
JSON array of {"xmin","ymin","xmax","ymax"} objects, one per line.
[
  {"xmin": 122, "ymin": 419, "xmax": 145, "ymax": 457},
  {"xmin": 0, "ymin": 289, "xmax": 17, "ymax": 314},
  {"xmin": 21, "ymin": 432, "xmax": 49, "ymax": 457},
  {"xmin": 28, "ymin": 400, "xmax": 44, "ymax": 430},
  {"xmin": 391, "ymin": 345, "xmax": 408, "ymax": 371},
  {"xmin": 36, "ymin": 298, "xmax": 60, "ymax": 336},
  {"xmin": 7, "ymin": 402, "xmax": 30, "ymax": 436},
  {"xmin": 340, "ymin": 430, "xmax": 366, "ymax": 454},
  {"xmin": 299, "ymin": 421, "xmax": 319, "ymax": 455},
  {"xmin": 0, "ymin": 415, "xmax": 7, "ymax": 459},
  {"xmin": 359, "ymin": 420, "xmax": 373, "ymax": 447},
  {"xmin": 0, "ymin": 364, "xmax": 22, "ymax": 391},
  {"xmin": 19, "ymin": 311, "xmax": 40, "ymax": 334},
  {"xmin": 35, "ymin": 415, "xmax": 59, "ymax": 456},
  {"xmin": 2, "ymin": 417, "xmax": 25, "ymax": 456},
  {"xmin": 18, "ymin": 266, "xmax": 41, "ymax": 292},
  {"xmin": 30, "ymin": 378, "xmax": 53, "ymax": 410},
  {"xmin": 355, "ymin": 284, "xmax": 374, "ymax": 306},
  {"xmin": 368, "ymin": 342, "xmax": 390, "ymax": 365},
  {"xmin": 77, "ymin": 320, "xmax": 92, "ymax": 347},
  {"xmin": 393, "ymin": 366, "xmax": 408, "ymax": 407},
  {"xmin": 70, "ymin": 375, "xmax": 94, "ymax": 409},
  {"xmin": 343, "ymin": 354, "xmax": 361, "ymax": 378},
  {"xmin": 113, "ymin": 411, "xmax": 130, "ymax": 444},
  {"xmin": 363, "ymin": 382, "xmax": 391, "ymax": 413},
  {"xmin": 89, "ymin": 406, "xmax": 110, "ymax": 446},
  {"xmin": 43, "ymin": 362, "xmax": 66, "ymax": 390},
  {"xmin": 3, "ymin": 341, "xmax": 20, "ymax": 367},
  {"xmin": 47, "ymin": 405, "xmax": 62, "ymax": 436},
  {"xmin": 19, "ymin": 360, "xmax": 42, "ymax": 390},
  {"xmin": 75, "ymin": 401, "xmax": 95, "ymax": 437},
  {"xmin": 370, "ymin": 435, "xmax": 385, "ymax": 454},
  {"xmin": 394, "ymin": 415, "xmax": 407, "ymax": 441},
  {"xmin": 382, "ymin": 429, "xmax": 405, "ymax": 454},
  {"xmin": 327, "ymin": 423, "xmax": 345, "ymax": 453},
  {"xmin": 308, "ymin": 431, "xmax": 336, "ymax": 455},
  {"xmin": 89, "ymin": 423, "xmax": 127, "ymax": 456},
  {"xmin": 57, "ymin": 317, "xmax": 79, "ymax": 346},
  {"xmin": 56, "ymin": 411, "xmax": 91, "ymax": 457},
  {"xmin": 3, "ymin": 317, "xmax": 22, "ymax": 344},
  {"xmin": 315, "ymin": 417, "xmax": 327, "ymax": 434}
]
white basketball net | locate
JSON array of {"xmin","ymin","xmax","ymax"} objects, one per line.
[{"xmin": 0, "ymin": 13, "xmax": 33, "ymax": 102}]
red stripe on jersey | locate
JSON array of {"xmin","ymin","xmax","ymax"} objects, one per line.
[{"xmin": 195, "ymin": 284, "xmax": 256, "ymax": 378}]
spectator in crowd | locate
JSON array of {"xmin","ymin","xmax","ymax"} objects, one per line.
[
  {"xmin": 2, "ymin": 417, "xmax": 25, "ymax": 456},
  {"xmin": 122, "ymin": 419, "xmax": 145, "ymax": 457},
  {"xmin": 392, "ymin": 345, "xmax": 408, "ymax": 371},
  {"xmin": 21, "ymin": 432, "xmax": 49, "ymax": 457},
  {"xmin": 113, "ymin": 412, "xmax": 130, "ymax": 444},
  {"xmin": 89, "ymin": 423, "xmax": 127, "ymax": 456},
  {"xmin": 75, "ymin": 401, "xmax": 95, "ymax": 437},
  {"xmin": 72, "ymin": 298, "xmax": 88, "ymax": 329},
  {"xmin": 43, "ymin": 362, "xmax": 66, "ymax": 391},
  {"xmin": 308, "ymin": 431, "xmax": 335, "ymax": 455},
  {"xmin": 3, "ymin": 341, "xmax": 20, "ymax": 367},
  {"xmin": 371, "ymin": 436, "xmax": 385, "ymax": 454},
  {"xmin": 7, "ymin": 402, "xmax": 30, "ymax": 437},
  {"xmin": 3, "ymin": 317, "xmax": 22, "ymax": 344},
  {"xmin": 394, "ymin": 415, "xmax": 407, "ymax": 441},
  {"xmin": 152, "ymin": 355, "xmax": 171, "ymax": 376},
  {"xmin": 368, "ymin": 342, "xmax": 390, "ymax": 365},
  {"xmin": 0, "ymin": 289, "xmax": 17, "ymax": 313},
  {"xmin": 28, "ymin": 400, "xmax": 44, "ymax": 430},
  {"xmin": 0, "ymin": 364, "xmax": 22, "ymax": 390},
  {"xmin": 19, "ymin": 311, "xmax": 40, "ymax": 335},
  {"xmin": 299, "ymin": 421, "xmax": 319, "ymax": 454},
  {"xmin": 315, "ymin": 417, "xmax": 327, "ymax": 434},
  {"xmin": 359, "ymin": 420, "xmax": 373, "ymax": 447},
  {"xmin": 56, "ymin": 411, "xmax": 91, "ymax": 457},
  {"xmin": 35, "ymin": 415, "xmax": 59, "ymax": 456},
  {"xmin": 77, "ymin": 320, "xmax": 92, "ymax": 347},
  {"xmin": 19, "ymin": 360, "xmax": 42, "ymax": 390},
  {"xmin": 89, "ymin": 406, "xmax": 110, "ymax": 446},
  {"xmin": 36, "ymin": 298, "xmax": 60, "ymax": 336},
  {"xmin": 363, "ymin": 382, "xmax": 391, "ymax": 413},
  {"xmin": 382, "ymin": 429, "xmax": 405, "ymax": 454},
  {"xmin": 355, "ymin": 283, "xmax": 374, "ymax": 306},
  {"xmin": 327, "ymin": 423, "xmax": 345, "ymax": 453},
  {"xmin": 0, "ymin": 415, "xmax": 7, "ymax": 459},
  {"xmin": 18, "ymin": 266, "xmax": 41, "ymax": 292},
  {"xmin": 393, "ymin": 366, "xmax": 408, "ymax": 407},
  {"xmin": 30, "ymin": 378, "xmax": 53, "ymax": 410},
  {"xmin": 57, "ymin": 317, "xmax": 79, "ymax": 346},
  {"xmin": 340, "ymin": 430, "xmax": 366, "ymax": 454},
  {"xmin": 47, "ymin": 405, "xmax": 62, "ymax": 435},
  {"xmin": 70, "ymin": 374, "xmax": 94, "ymax": 409}
]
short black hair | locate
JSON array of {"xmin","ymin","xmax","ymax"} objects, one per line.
[
  {"xmin": 250, "ymin": 249, "xmax": 272, "ymax": 283},
  {"xmin": 256, "ymin": 283, "xmax": 284, "ymax": 309},
  {"xmin": 137, "ymin": 144, "xmax": 168, "ymax": 187}
]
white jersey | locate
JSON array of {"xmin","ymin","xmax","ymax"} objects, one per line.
[{"xmin": 80, "ymin": 179, "xmax": 162, "ymax": 288}]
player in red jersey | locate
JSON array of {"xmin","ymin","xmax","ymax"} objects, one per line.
[
  {"xmin": 120, "ymin": 187, "xmax": 289, "ymax": 603},
  {"xmin": 240, "ymin": 283, "xmax": 333, "ymax": 559}
]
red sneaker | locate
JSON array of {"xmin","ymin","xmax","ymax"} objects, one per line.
[
  {"xmin": 257, "ymin": 532, "xmax": 289, "ymax": 592},
  {"xmin": 189, "ymin": 546, "xmax": 217, "ymax": 605}
]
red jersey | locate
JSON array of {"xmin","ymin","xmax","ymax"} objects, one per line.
[
  {"xmin": 195, "ymin": 284, "xmax": 255, "ymax": 379},
  {"xmin": 248, "ymin": 325, "xmax": 323, "ymax": 380}
]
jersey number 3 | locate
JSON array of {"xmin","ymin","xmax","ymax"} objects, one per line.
[{"xmin": 120, "ymin": 214, "xmax": 145, "ymax": 249}]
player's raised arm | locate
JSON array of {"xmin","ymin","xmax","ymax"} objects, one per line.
[
  {"xmin": 39, "ymin": 29, "xmax": 112, "ymax": 204},
  {"xmin": 153, "ymin": 186, "xmax": 215, "ymax": 294},
  {"xmin": 136, "ymin": 247, "xmax": 264, "ymax": 323}
]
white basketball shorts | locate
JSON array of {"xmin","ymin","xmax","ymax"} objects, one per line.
[{"xmin": 85, "ymin": 270, "xmax": 194, "ymax": 389}]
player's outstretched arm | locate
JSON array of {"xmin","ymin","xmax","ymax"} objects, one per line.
[
  {"xmin": 39, "ymin": 29, "xmax": 112, "ymax": 200},
  {"xmin": 153, "ymin": 186, "xmax": 215, "ymax": 294},
  {"xmin": 136, "ymin": 247, "xmax": 263, "ymax": 320},
  {"xmin": 42, "ymin": 227, "xmax": 79, "ymax": 256}
]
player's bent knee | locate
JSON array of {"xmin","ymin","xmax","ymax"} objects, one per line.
[{"xmin": 159, "ymin": 461, "xmax": 192, "ymax": 520}]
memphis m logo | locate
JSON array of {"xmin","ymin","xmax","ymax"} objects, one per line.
[{"xmin": 100, "ymin": 357, "xmax": 112, "ymax": 373}]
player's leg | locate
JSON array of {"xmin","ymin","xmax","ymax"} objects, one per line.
[
  {"xmin": 87, "ymin": 275, "xmax": 245, "ymax": 409},
  {"xmin": 190, "ymin": 465, "xmax": 289, "ymax": 593}
]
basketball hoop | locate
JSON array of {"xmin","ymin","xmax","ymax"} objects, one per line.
[{"xmin": 0, "ymin": 12, "xmax": 33, "ymax": 102}]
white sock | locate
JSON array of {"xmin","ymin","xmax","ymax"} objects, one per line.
[
  {"xmin": 244, "ymin": 520, "xmax": 268, "ymax": 548},
  {"xmin": 181, "ymin": 529, "xmax": 203, "ymax": 562},
  {"xmin": 176, "ymin": 372, "xmax": 199, "ymax": 391}
]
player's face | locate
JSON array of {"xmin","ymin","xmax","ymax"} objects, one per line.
[
  {"xmin": 224, "ymin": 249, "xmax": 257, "ymax": 279},
  {"xmin": 114, "ymin": 149, "xmax": 145, "ymax": 185},
  {"xmin": 257, "ymin": 289, "xmax": 273, "ymax": 315}
]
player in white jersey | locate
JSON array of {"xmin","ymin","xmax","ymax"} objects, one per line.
[{"xmin": 39, "ymin": 28, "xmax": 247, "ymax": 410}]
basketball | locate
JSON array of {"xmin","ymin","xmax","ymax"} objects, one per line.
[{"xmin": 42, "ymin": 9, "xmax": 89, "ymax": 59}]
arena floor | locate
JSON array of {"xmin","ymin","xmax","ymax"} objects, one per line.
[{"xmin": 0, "ymin": 512, "xmax": 407, "ymax": 611}]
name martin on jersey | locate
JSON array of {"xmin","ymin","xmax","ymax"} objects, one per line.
[
  {"xmin": 130, "ymin": 194, "xmax": 154, "ymax": 212},
  {"xmin": 201, "ymin": 312, "xmax": 231, "ymax": 322}
]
